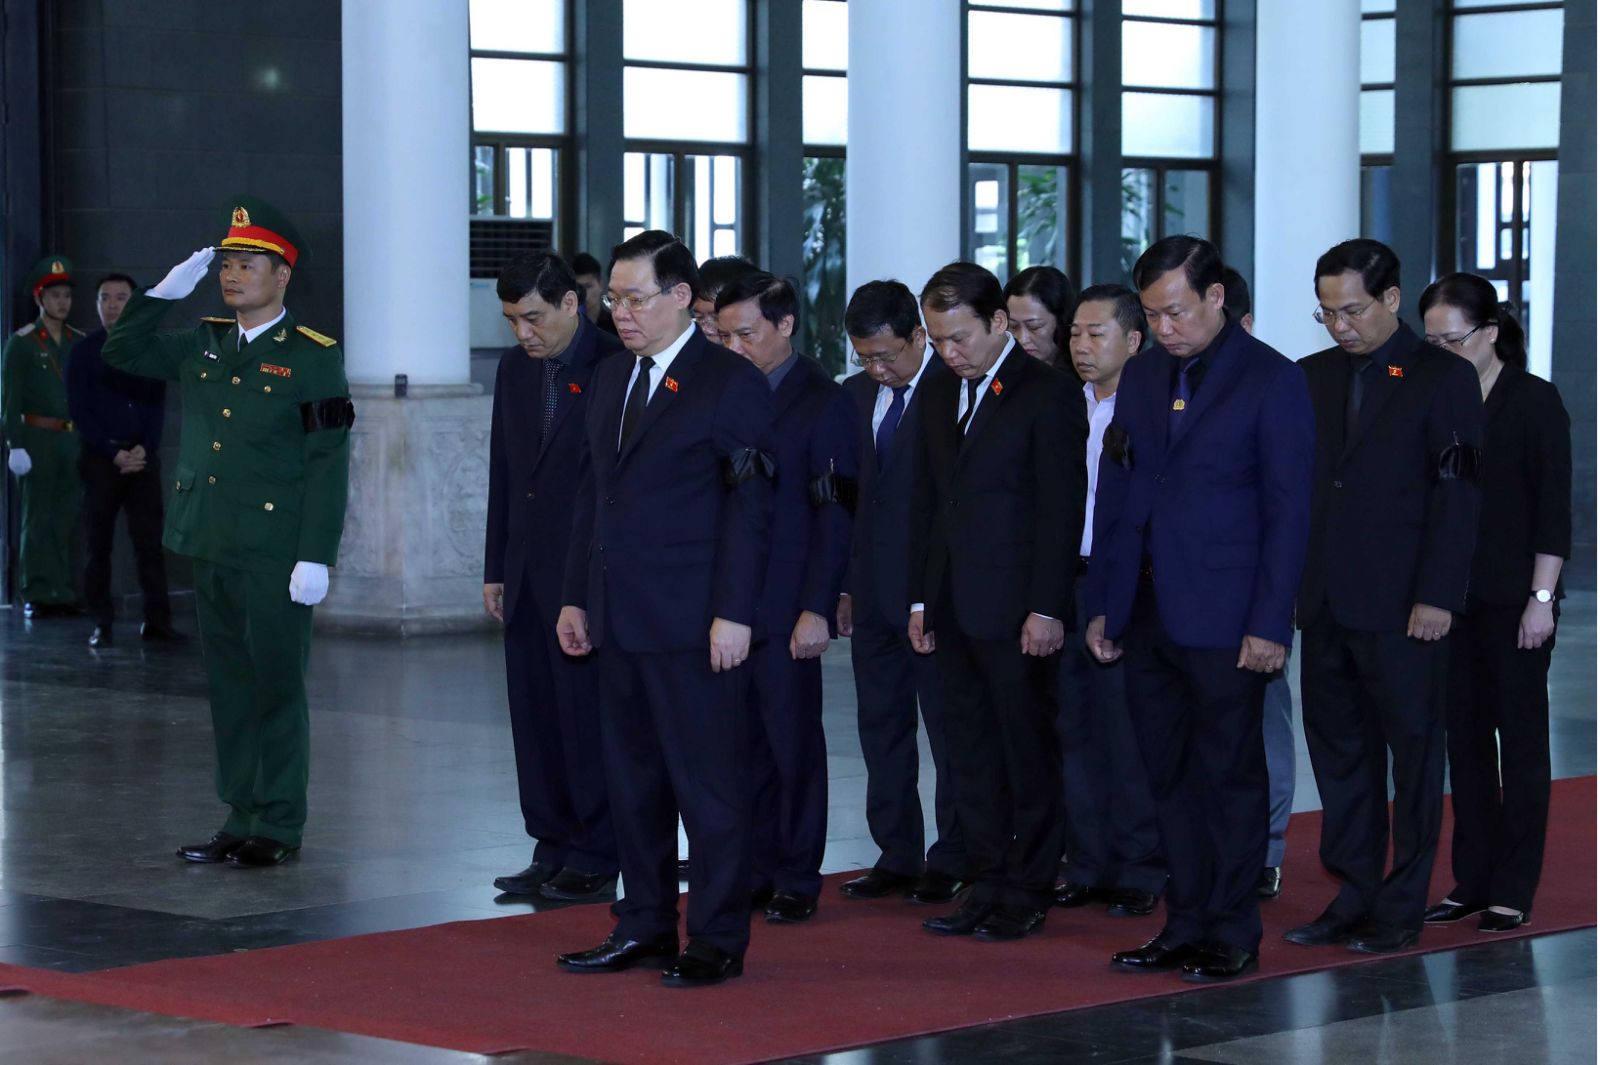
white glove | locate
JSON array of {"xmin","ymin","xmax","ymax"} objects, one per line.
[
  {"xmin": 7, "ymin": 449, "xmax": 31, "ymax": 477},
  {"xmin": 148, "ymin": 248, "xmax": 216, "ymax": 301},
  {"xmin": 288, "ymin": 561, "xmax": 330, "ymax": 607}
]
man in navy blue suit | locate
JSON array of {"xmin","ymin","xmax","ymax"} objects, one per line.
[
  {"xmin": 836, "ymin": 281, "xmax": 968, "ymax": 906},
  {"xmin": 715, "ymin": 272, "xmax": 859, "ymax": 925},
  {"xmin": 1086, "ymin": 236, "xmax": 1314, "ymax": 982},
  {"xmin": 483, "ymin": 252, "xmax": 624, "ymax": 902},
  {"xmin": 553, "ymin": 231, "xmax": 775, "ymax": 988}
]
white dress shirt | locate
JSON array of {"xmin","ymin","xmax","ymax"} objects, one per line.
[
  {"xmin": 237, "ymin": 307, "xmax": 288, "ymax": 348},
  {"xmin": 617, "ymin": 321, "xmax": 697, "ymax": 447},
  {"xmin": 955, "ymin": 334, "xmax": 1017, "ymax": 431},
  {"xmin": 871, "ymin": 344, "xmax": 936, "ymax": 436},
  {"xmin": 1081, "ymin": 381, "xmax": 1117, "ymax": 556}
]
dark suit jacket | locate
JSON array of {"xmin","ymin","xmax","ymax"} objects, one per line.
[
  {"xmin": 908, "ymin": 343, "xmax": 1085, "ymax": 641},
  {"xmin": 844, "ymin": 354, "xmax": 955, "ymax": 626},
  {"xmin": 484, "ymin": 316, "xmax": 625, "ymax": 624},
  {"xmin": 1085, "ymin": 320, "xmax": 1315, "ymax": 649},
  {"xmin": 756, "ymin": 353, "xmax": 859, "ymax": 639},
  {"xmin": 1470, "ymin": 362, "xmax": 1571, "ymax": 605},
  {"xmin": 1297, "ymin": 323, "xmax": 1484, "ymax": 632},
  {"xmin": 563, "ymin": 327, "xmax": 776, "ymax": 653}
]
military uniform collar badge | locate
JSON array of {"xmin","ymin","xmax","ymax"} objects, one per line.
[{"xmin": 273, "ymin": 327, "xmax": 288, "ymax": 343}]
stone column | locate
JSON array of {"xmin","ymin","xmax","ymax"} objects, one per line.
[
  {"xmin": 1252, "ymin": 0, "xmax": 1360, "ymax": 359},
  {"xmin": 324, "ymin": 0, "xmax": 493, "ymax": 633}
]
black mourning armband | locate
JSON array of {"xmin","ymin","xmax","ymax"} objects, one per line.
[
  {"xmin": 808, "ymin": 469, "xmax": 858, "ymax": 515},
  {"xmin": 722, "ymin": 447, "xmax": 778, "ymax": 487},
  {"xmin": 1103, "ymin": 424, "xmax": 1133, "ymax": 470},
  {"xmin": 1433, "ymin": 438, "xmax": 1481, "ymax": 483},
  {"xmin": 300, "ymin": 397, "xmax": 356, "ymax": 433}
]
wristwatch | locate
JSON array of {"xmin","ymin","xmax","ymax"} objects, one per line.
[{"xmin": 1532, "ymin": 588, "xmax": 1554, "ymax": 604}]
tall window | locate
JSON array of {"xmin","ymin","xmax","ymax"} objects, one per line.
[
  {"xmin": 468, "ymin": 0, "xmax": 568, "ymax": 274},
  {"xmin": 803, "ymin": 0, "xmax": 848, "ymax": 375},
  {"xmin": 1359, "ymin": 0, "xmax": 1396, "ymax": 245},
  {"xmin": 1446, "ymin": 0, "xmax": 1562, "ymax": 378},
  {"xmin": 621, "ymin": 0, "xmax": 751, "ymax": 263},
  {"xmin": 963, "ymin": 0, "xmax": 1075, "ymax": 284},
  {"xmin": 1119, "ymin": 0, "xmax": 1219, "ymax": 274}
]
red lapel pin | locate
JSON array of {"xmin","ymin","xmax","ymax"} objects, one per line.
[
  {"xmin": 664, "ymin": 377, "xmax": 679, "ymax": 393},
  {"xmin": 1387, "ymin": 365, "xmax": 1404, "ymax": 378},
  {"xmin": 568, "ymin": 382, "xmax": 582, "ymax": 394},
  {"xmin": 990, "ymin": 379, "xmax": 1004, "ymax": 396}
]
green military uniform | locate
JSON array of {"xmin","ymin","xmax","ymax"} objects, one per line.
[
  {"xmin": 2, "ymin": 256, "xmax": 85, "ymax": 608},
  {"xmin": 103, "ymin": 200, "xmax": 352, "ymax": 849}
]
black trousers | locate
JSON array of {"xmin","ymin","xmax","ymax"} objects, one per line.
[
  {"xmin": 849, "ymin": 599, "xmax": 965, "ymax": 879},
  {"xmin": 1446, "ymin": 597, "xmax": 1557, "ymax": 913},
  {"xmin": 1123, "ymin": 583, "xmax": 1267, "ymax": 952},
  {"xmin": 503, "ymin": 579, "xmax": 616, "ymax": 876},
  {"xmin": 79, "ymin": 449, "xmax": 170, "ymax": 627},
  {"xmin": 1300, "ymin": 613, "xmax": 1448, "ymax": 931},
  {"xmin": 936, "ymin": 611, "xmax": 1061, "ymax": 911},
  {"xmin": 748, "ymin": 636, "xmax": 828, "ymax": 898},
  {"xmin": 598, "ymin": 644, "xmax": 752, "ymax": 957}
]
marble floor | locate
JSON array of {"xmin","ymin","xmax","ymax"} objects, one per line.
[{"xmin": 0, "ymin": 592, "xmax": 1593, "ymax": 1063}]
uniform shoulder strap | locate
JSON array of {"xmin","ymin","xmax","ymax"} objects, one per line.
[
  {"xmin": 296, "ymin": 324, "xmax": 337, "ymax": 347},
  {"xmin": 199, "ymin": 316, "xmax": 234, "ymax": 325}
]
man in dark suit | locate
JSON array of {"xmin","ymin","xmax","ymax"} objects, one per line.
[
  {"xmin": 836, "ymin": 281, "xmax": 967, "ymax": 906},
  {"xmin": 554, "ymin": 231, "xmax": 775, "ymax": 988},
  {"xmin": 1287, "ymin": 239, "xmax": 1483, "ymax": 954},
  {"xmin": 908, "ymin": 262, "xmax": 1085, "ymax": 942},
  {"xmin": 714, "ymin": 272, "xmax": 859, "ymax": 925},
  {"xmin": 483, "ymin": 252, "xmax": 624, "ymax": 902},
  {"xmin": 1086, "ymin": 236, "xmax": 1314, "ymax": 982}
]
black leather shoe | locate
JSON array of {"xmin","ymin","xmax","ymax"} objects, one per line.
[
  {"xmin": 1423, "ymin": 898, "xmax": 1486, "ymax": 924},
  {"xmin": 140, "ymin": 621, "xmax": 188, "ymax": 643},
  {"xmin": 1054, "ymin": 882, "xmax": 1099, "ymax": 908},
  {"xmin": 538, "ymin": 868, "xmax": 618, "ymax": 901},
  {"xmin": 1106, "ymin": 887, "xmax": 1159, "ymax": 917},
  {"xmin": 765, "ymin": 889, "xmax": 818, "ymax": 924},
  {"xmin": 1284, "ymin": 907, "xmax": 1365, "ymax": 947},
  {"xmin": 923, "ymin": 898, "xmax": 993, "ymax": 936},
  {"xmin": 556, "ymin": 933, "xmax": 679, "ymax": 973},
  {"xmin": 494, "ymin": 860, "xmax": 560, "ymax": 895},
  {"xmin": 840, "ymin": 869, "xmax": 916, "ymax": 899},
  {"xmin": 177, "ymin": 832, "xmax": 244, "ymax": 863},
  {"xmin": 1257, "ymin": 866, "xmax": 1282, "ymax": 899},
  {"xmin": 1478, "ymin": 909, "xmax": 1529, "ymax": 932},
  {"xmin": 1182, "ymin": 942, "xmax": 1259, "ymax": 982},
  {"xmin": 1112, "ymin": 931, "xmax": 1201, "ymax": 971},
  {"xmin": 910, "ymin": 870, "xmax": 967, "ymax": 904},
  {"xmin": 1347, "ymin": 922, "xmax": 1418, "ymax": 954},
  {"xmin": 661, "ymin": 940, "xmax": 743, "ymax": 987},
  {"xmin": 88, "ymin": 625, "xmax": 113, "ymax": 648},
  {"xmin": 974, "ymin": 907, "xmax": 1046, "ymax": 941},
  {"xmin": 228, "ymin": 836, "xmax": 299, "ymax": 867}
]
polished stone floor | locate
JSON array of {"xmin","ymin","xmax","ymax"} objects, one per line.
[{"xmin": 0, "ymin": 591, "xmax": 1593, "ymax": 1063}]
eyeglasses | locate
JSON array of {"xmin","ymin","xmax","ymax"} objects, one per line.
[
  {"xmin": 851, "ymin": 352, "xmax": 902, "ymax": 367},
  {"xmin": 1312, "ymin": 299, "xmax": 1376, "ymax": 326},
  {"xmin": 1424, "ymin": 324, "xmax": 1485, "ymax": 351},
  {"xmin": 601, "ymin": 288, "xmax": 668, "ymax": 313}
]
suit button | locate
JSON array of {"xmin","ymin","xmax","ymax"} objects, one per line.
[
  {"xmin": 1155, "ymin": 474, "xmax": 1166, "ymax": 485},
  {"xmin": 1333, "ymin": 480, "xmax": 1343, "ymax": 489},
  {"xmin": 525, "ymin": 491, "xmax": 534, "ymax": 500},
  {"xmin": 605, "ymin": 496, "xmax": 615, "ymax": 504},
  {"xmin": 212, "ymin": 441, "xmax": 222, "ymax": 451},
  {"xmin": 207, "ymin": 475, "xmax": 216, "ymax": 485}
]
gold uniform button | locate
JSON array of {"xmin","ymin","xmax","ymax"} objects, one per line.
[
  {"xmin": 263, "ymin": 385, "xmax": 272, "ymax": 394},
  {"xmin": 264, "ymin": 502, "xmax": 274, "ymax": 512},
  {"xmin": 212, "ymin": 441, "xmax": 222, "ymax": 451},
  {"xmin": 222, "ymin": 408, "xmax": 232, "ymax": 417},
  {"xmin": 231, "ymin": 376, "xmax": 241, "ymax": 385},
  {"xmin": 200, "ymin": 371, "xmax": 209, "ymax": 380},
  {"xmin": 207, "ymin": 475, "xmax": 217, "ymax": 484}
]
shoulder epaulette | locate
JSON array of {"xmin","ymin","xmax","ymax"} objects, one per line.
[
  {"xmin": 297, "ymin": 325, "xmax": 337, "ymax": 348},
  {"xmin": 14, "ymin": 324, "xmax": 33, "ymax": 337},
  {"xmin": 199, "ymin": 316, "xmax": 234, "ymax": 325}
]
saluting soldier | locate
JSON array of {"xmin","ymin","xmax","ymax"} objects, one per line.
[
  {"xmin": 3, "ymin": 256, "xmax": 87, "ymax": 617},
  {"xmin": 103, "ymin": 197, "xmax": 353, "ymax": 868}
]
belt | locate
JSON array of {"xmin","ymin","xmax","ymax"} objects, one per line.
[{"xmin": 22, "ymin": 414, "xmax": 74, "ymax": 432}]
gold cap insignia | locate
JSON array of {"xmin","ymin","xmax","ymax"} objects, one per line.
[
  {"xmin": 232, "ymin": 206, "xmax": 251, "ymax": 227},
  {"xmin": 50, "ymin": 260, "xmax": 64, "ymax": 274}
]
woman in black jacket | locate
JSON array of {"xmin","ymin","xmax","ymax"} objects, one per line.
[{"xmin": 1418, "ymin": 272, "xmax": 1571, "ymax": 933}]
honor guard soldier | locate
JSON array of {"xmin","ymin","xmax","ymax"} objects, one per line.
[
  {"xmin": 3, "ymin": 256, "xmax": 86, "ymax": 617},
  {"xmin": 103, "ymin": 197, "xmax": 353, "ymax": 868}
]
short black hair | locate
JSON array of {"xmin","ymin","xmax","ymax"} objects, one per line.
[
  {"xmin": 1075, "ymin": 283, "xmax": 1148, "ymax": 345},
  {"xmin": 1220, "ymin": 266, "xmax": 1251, "ymax": 318},
  {"xmin": 713, "ymin": 271, "xmax": 799, "ymax": 329},
  {"xmin": 570, "ymin": 252, "xmax": 602, "ymax": 277},
  {"xmin": 97, "ymin": 272, "xmax": 137, "ymax": 293},
  {"xmin": 698, "ymin": 255, "xmax": 760, "ymax": 303},
  {"xmin": 1004, "ymin": 265, "xmax": 1078, "ymax": 357},
  {"xmin": 495, "ymin": 251, "xmax": 579, "ymax": 306},
  {"xmin": 1131, "ymin": 235, "xmax": 1225, "ymax": 299},
  {"xmin": 610, "ymin": 230, "xmax": 700, "ymax": 299},
  {"xmin": 1419, "ymin": 271, "xmax": 1528, "ymax": 370},
  {"xmin": 1314, "ymin": 238, "xmax": 1401, "ymax": 300},
  {"xmin": 845, "ymin": 280, "xmax": 921, "ymax": 341},
  {"xmin": 920, "ymin": 261, "xmax": 1005, "ymax": 323}
]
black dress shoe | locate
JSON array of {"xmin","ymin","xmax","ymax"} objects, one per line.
[
  {"xmin": 557, "ymin": 933, "xmax": 679, "ymax": 973},
  {"xmin": 661, "ymin": 940, "xmax": 743, "ymax": 987},
  {"xmin": 974, "ymin": 907, "xmax": 1046, "ymax": 941},
  {"xmin": 1257, "ymin": 866, "xmax": 1282, "ymax": 899},
  {"xmin": 923, "ymin": 898, "xmax": 993, "ymax": 936},
  {"xmin": 140, "ymin": 621, "xmax": 188, "ymax": 643},
  {"xmin": 840, "ymin": 869, "xmax": 916, "ymax": 899},
  {"xmin": 1112, "ymin": 931, "xmax": 1201, "ymax": 971},
  {"xmin": 494, "ymin": 860, "xmax": 560, "ymax": 895},
  {"xmin": 1284, "ymin": 907, "xmax": 1365, "ymax": 947},
  {"xmin": 1106, "ymin": 887, "xmax": 1159, "ymax": 917},
  {"xmin": 88, "ymin": 625, "xmax": 113, "ymax": 648},
  {"xmin": 1478, "ymin": 909, "xmax": 1529, "ymax": 932},
  {"xmin": 228, "ymin": 837, "xmax": 299, "ymax": 866},
  {"xmin": 177, "ymin": 832, "xmax": 245, "ymax": 863},
  {"xmin": 1182, "ymin": 942, "xmax": 1259, "ymax": 982},
  {"xmin": 909, "ymin": 870, "xmax": 967, "ymax": 904},
  {"xmin": 1423, "ymin": 898, "xmax": 1486, "ymax": 924},
  {"xmin": 765, "ymin": 889, "xmax": 818, "ymax": 924},
  {"xmin": 1054, "ymin": 882, "xmax": 1099, "ymax": 908},
  {"xmin": 538, "ymin": 868, "xmax": 618, "ymax": 901},
  {"xmin": 1346, "ymin": 922, "xmax": 1418, "ymax": 954}
]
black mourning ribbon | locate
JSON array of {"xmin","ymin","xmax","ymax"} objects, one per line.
[
  {"xmin": 1102, "ymin": 424, "xmax": 1133, "ymax": 471},
  {"xmin": 1434, "ymin": 435, "xmax": 1482, "ymax": 482},
  {"xmin": 300, "ymin": 397, "xmax": 356, "ymax": 433},
  {"xmin": 808, "ymin": 469, "xmax": 858, "ymax": 515},
  {"xmin": 722, "ymin": 447, "xmax": 778, "ymax": 487}
]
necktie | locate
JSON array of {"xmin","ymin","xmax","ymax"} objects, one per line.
[
  {"xmin": 875, "ymin": 384, "xmax": 909, "ymax": 458},
  {"xmin": 1345, "ymin": 354, "xmax": 1373, "ymax": 442},
  {"xmin": 1169, "ymin": 357, "xmax": 1199, "ymax": 431},
  {"xmin": 540, "ymin": 359, "xmax": 563, "ymax": 446},
  {"xmin": 619, "ymin": 356, "xmax": 655, "ymax": 454},
  {"xmin": 957, "ymin": 378, "xmax": 982, "ymax": 434}
]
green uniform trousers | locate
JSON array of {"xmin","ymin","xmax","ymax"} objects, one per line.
[
  {"xmin": 17, "ymin": 429, "xmax": 81, "ymax": 605},
  {"xmin": 192, "ymin": 559, "xmax": 314, "ymax": 846}
]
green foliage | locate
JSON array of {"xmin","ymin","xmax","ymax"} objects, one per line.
[
  {"xmin": 802, "ymin": 156, "xmax": 847, "ymax": 376},
  {"xmin": 1015, "ymin": 167, "xmax": 1062, "ymax": 274}
]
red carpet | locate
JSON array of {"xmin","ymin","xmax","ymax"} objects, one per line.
[{"xmin": 2, "ymin": 777, "xmax": 1593, "ymax": 1064}]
